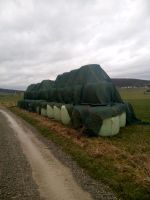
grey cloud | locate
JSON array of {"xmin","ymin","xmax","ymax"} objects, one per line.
[{"xmin": 0, "ymin": 0, "xmax": 150, "ymax": 90}]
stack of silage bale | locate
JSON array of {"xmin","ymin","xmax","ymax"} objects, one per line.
[{"xmin": 18, "ymin": 64, "xmax": 137, "ymax": 136}]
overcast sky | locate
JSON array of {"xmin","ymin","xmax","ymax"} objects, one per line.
[{"xmin": 0, "ymin": 0, "xmax": 150, "ymax": 90}]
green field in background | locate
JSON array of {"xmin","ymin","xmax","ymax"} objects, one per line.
[{"xmin": 119, "ymin": 88, "xmax": 150, "ymax": 121}]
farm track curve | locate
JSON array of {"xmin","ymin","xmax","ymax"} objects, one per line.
[{"xmin": 0, "ymin": 108, "xmax": 117, "ymax": 200}]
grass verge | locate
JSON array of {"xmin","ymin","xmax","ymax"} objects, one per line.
[
  {"xmin": 1, "ymin": 88, "xmax": 150, "ymax": 200},
  {"xmin": 10, "ymin": 107, "xmax": 150, "ymax": 200}
]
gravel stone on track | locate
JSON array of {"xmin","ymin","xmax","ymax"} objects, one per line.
[{"xmin": 0, "ymin": 112, "xmax": 42, "ymax": 200}]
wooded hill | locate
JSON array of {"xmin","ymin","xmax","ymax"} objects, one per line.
[
  {"xmin": 0, "ymin": 88, "xmax": 23, "ymax": 94},
  {"xmin": 0, "ymin": 78, "xmax": 149, "ymax": 93},
  {"xmin": 112, "ymin": 78, "xmax": 150, "ymax": 87}
]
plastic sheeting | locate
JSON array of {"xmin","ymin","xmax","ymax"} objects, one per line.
[
  {"xmin": 18, "ymin": 100, "xmax": 132, "ymax": 136},
  {"xmin": 61, "ymin": 105, "xmax": 71, "ymax": 125},
  {"xmin": 54, "ymin": 106, "xmax": 61, "ymax": 121},
  {"xmin": 36, "ymin": 106, "xmax": 40, "ymax": 114},
  {"xmin": 99, "ymin": 116, "xmax": 120, "ymax": 136},
  {"xmin": 41, "ymin": 108, "xmax": 47, "ymax": 117},
  {"xmin": 71, "ymin": 104, "xmax": 126, "ymax": 136},
  {"xmin": 119, "ymin": 112, "xmax": 126, "ymax": 127},
  {"xmin": 24, "ymin": 64, "xmax": 123, "ymax": 105},
  {"xmin": 18, "ymin": 64, "xmax": 138, "ymax": 137},
  {"xmin": 47, "ymin": 105, "xmax": 54, "ymax": 118}
]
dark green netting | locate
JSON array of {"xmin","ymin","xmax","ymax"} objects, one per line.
[
  {"xmin": 71, "ymin": 103, "xmax": 126, "ymax": 136},
  {"xmin": 47, "ymin": 102, "xmax": 57, "ymax": 108},
  {"xmin": 40, "ymin": 101, "xmax": 48, "ymax": 109},
  {"xmin": 64, "ymin": 104, "xmax": 74, "ymax": 116},
  {"xmin": 24, "ymin": 64, "xmax": 123, "ymax": 105},
  {"xmin": 52, "ymin": 102, "xmax": 63, "ymax": 109},
  {"xmin": 19, "ymin": 64, "xmax": 139, "ymax": 136},
  {"xmin": 24, "ymin": 80, "xmax": 54, "ymax": 100},
  {"xmin": 18, "ymin": 100, "xmax": 46, "ymax": 113},
  {"xmin": 124, "ymin": 102, "xmax": 139, "ymax": 124},
  {"xmin": 54, "ymin": 64, "xmax": 116, "ymax": 105},
  {"xmin": 81, "ymin": 82, "xmax": 123, "ymax": 105},
  {"xmin": 55, "ymin": 64, "xmax": 111, "ymax": 87}
]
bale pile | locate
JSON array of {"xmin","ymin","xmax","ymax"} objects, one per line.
[{"xmin": 18, "ymin": 64, "xmax": 137, "ymax": 136}]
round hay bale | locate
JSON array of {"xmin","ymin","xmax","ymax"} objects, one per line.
[
  {"xmin": 61, "ymin": 105, "xmax": 71, "ymax": 125},
  {"xmin": 99, "ymin": 116, "xmax": 120, "ymax": 136},
  {"xmin": 98, "ymin": 117, "xmax": 112, "ymax": 136},
  {"xmin": 36, "ymin": 106, "xmax": 40, "ymax": 114},
  {"xmin": 111, "ymin": 116, "xmax": 120, "ymax": 136},
  {"xmin": 47, "ymin": 105, "xmax": 54, "ymax": 118},
  {"xmin": 41, "ymin": 108, "xmax": 47, "ymax": 117},
  {"xmin": 119, "ymin": 112, "xmax": 126, "ymax": 127},
  {"xmin": 54, "ymin": 106, "xmax": 61, "ymax": 121}
]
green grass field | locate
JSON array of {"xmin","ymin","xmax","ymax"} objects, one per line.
[
  {"xmin": 0, "ymin": 88, "xmax": 150, "ymax": 200},
  {"xmin": 0, "ymin": 93, "xmax": 22, "ymax": 108},
  {"xmin": 118, "ymin": 88, "xmax": 150, "ymax": 121}
]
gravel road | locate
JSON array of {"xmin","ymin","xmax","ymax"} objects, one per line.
[
  {"xmin": 0, "ymin": 110, "xmax": 42, "ymax": 200},
  {"xmin": 0, "ymin": 108, "xmax": 117, "ymax": 200}
]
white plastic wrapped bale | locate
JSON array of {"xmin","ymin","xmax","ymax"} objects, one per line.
[
  {"xmin": 54, "ymin": 106, "xmax": 61, "ymax": 121},
  {"xmin": 99, "ymin": 116, "xmax": 120, "ymax": 136},
  {"xmin": 119, "ymin": 112, "xmax": 126, "ymax": 127},
  {"xmin": 36, "ymin": 106, "xmax": 40, "ymax": 114},
  {"xmin": 61, "ymin": 105, "xmax": 71, "ymax": 125},
  {"xmin": 47, "ymin": 105, "xmax": 54, "ymax": 118},
  {"xmin": 41, "ymin": 108, "xmax": 47, "ymax": 117}
]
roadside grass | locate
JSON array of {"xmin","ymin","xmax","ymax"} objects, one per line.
[
  {"xmin": 0, "ymin": 94, "xmax": 21, "ymax": 108},
  {"xmin": 9, "ymin": 107, "xmax": 150, "ymax": 200},
  {"xmin": 0, "ymin": 88, "xmax": 150, "ymax": 200}
]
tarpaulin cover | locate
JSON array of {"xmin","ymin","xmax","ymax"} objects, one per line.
[
  {"xmin": 71, "ymin": 103, "xmax": 127, "ymax": 136},
  {"xmin": 17, "ymin": 100, "xmax": 46, "ymax": 113},
  {"xmin": 24, "ymin": 80, "xmax": 54, "ymax": 100},
  {"xmin": 24, "ymin": 64, "xmax": 123, "ymax": 105},
  {"xmin": 18, "ymin": 64, "xmax": 138, "ymax": 136}
]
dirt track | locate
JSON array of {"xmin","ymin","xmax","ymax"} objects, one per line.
[
  {"xmin": 0, "ymin": 108, "xmax": 94, "ymax": 200},
  {"xmin": 0, "ymin": 109, "xmax": 41, "ymax": 200},
  {"xmin": 0, "ymin": 108, "xmax": 117, "ymax": 200}
]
